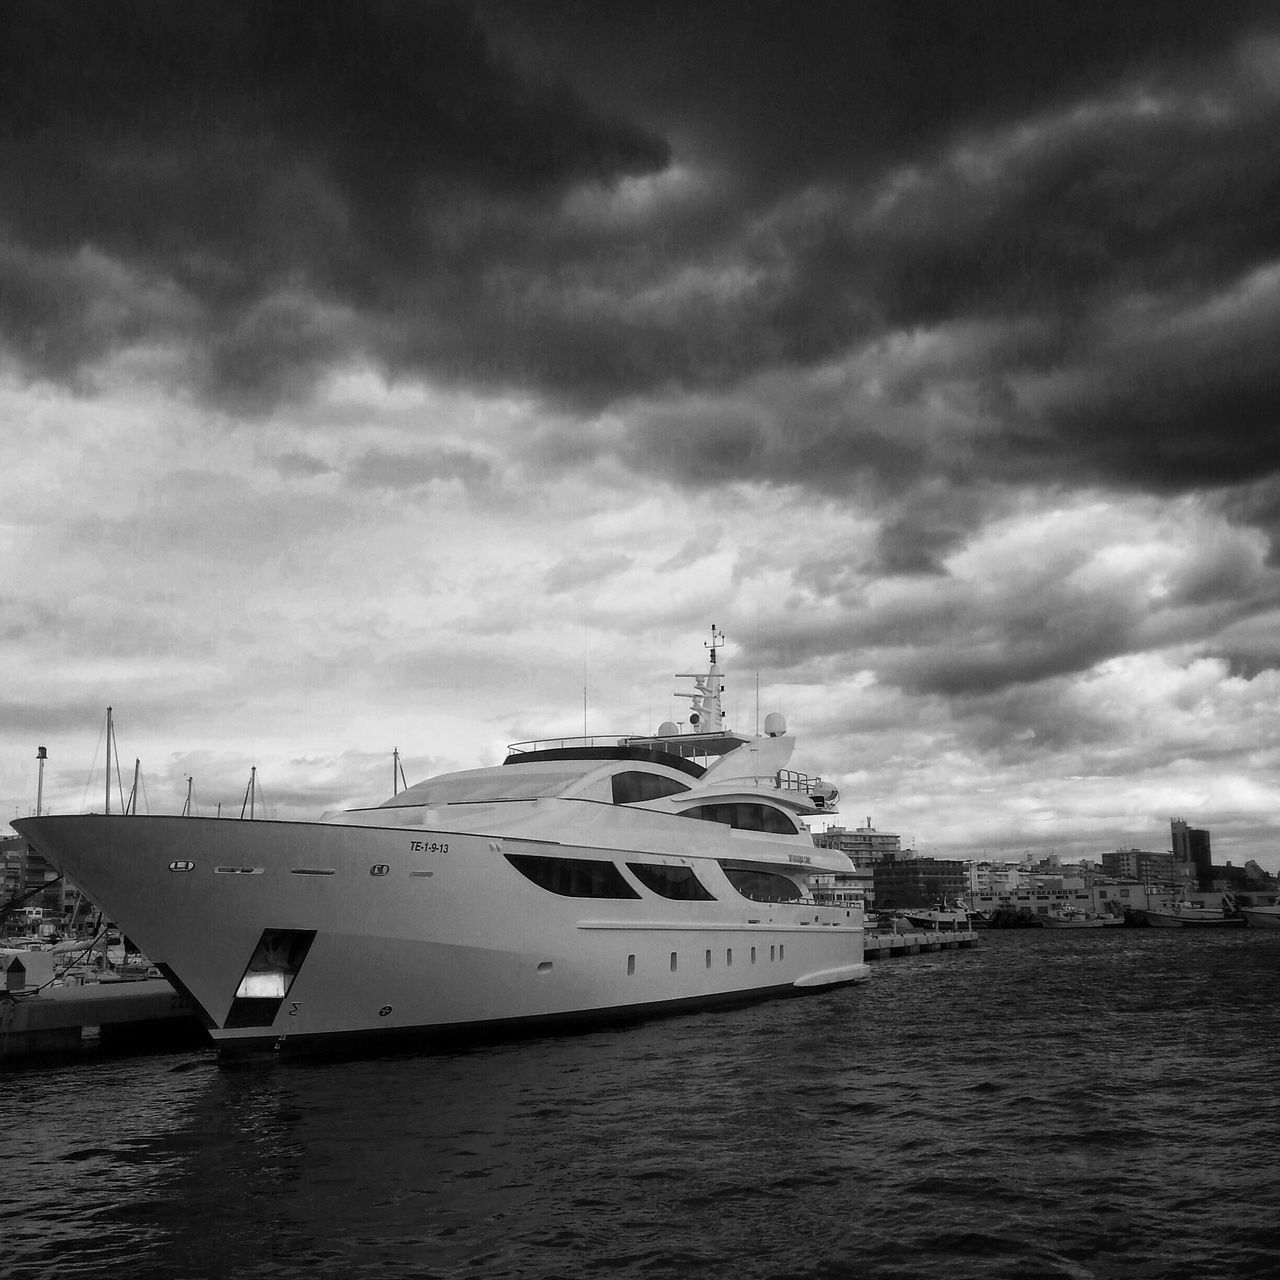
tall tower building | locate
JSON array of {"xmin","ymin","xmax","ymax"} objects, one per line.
[{"xmin": 1171, "ymin": 818, "xmax": 1213, "ymax": 891}]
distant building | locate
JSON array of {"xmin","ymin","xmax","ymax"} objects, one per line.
[
  {"xmin": 1102, "ymin": 848, "xmax": 1176, "ymax": 883},
  {"xmin": 967, "ymin": 861, "xmax": 1025, "ymax": 895},
  {"xmin": 1, "ymin": 832, "xmax": 64, "ymax": 935},
  {"xmin": 811, "ymin": 820, "xmax": 887, "ymax": 907},
  {"xmin": 873, "ymin": 854, "xmax": 967, "ymax": 910},
  {"xmin": 813, "ymin": 818, "xmax": 902, "ymax": 866},
  {"xmin": 1171, "ymin": 818, "xmax": 1213, "ymax": 891},
  {"xmin": 1243, "ymin": 860, "xmax": 1279, "ymax": 890}
]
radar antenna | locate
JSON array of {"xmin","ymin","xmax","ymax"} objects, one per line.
[{"xmin": 675, "ymin": 623, "xmax": 727, "ymax": 733}]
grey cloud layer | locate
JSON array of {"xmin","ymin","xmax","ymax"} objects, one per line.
[{"xmin": 3, "ymin": 1, "xmax": 1280, "ymax": 512}]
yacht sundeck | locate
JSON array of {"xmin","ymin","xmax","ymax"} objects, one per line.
[{"xmin": 16, "ymin": 627, "xmax": 869, "ymax": 1058}]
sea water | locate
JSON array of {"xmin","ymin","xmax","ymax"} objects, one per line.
[{"xmin": 3, "ymin": 928, "xmax": 1279, "ymax": 1280}]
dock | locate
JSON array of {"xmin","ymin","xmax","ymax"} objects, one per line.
[
  {"xmin": 1, "ymin": 977, "xmax": 206, "ymax": 1062},
  {"xmin": 863, "ymin": 927, "xmax": 978, "ymax": 959}
]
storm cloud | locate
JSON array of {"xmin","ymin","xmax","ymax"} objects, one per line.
[{"xmin": 6, "ymin": 1, "xmax": 1280, "ymax": 867}]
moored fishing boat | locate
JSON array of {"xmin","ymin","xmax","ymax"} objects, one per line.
[
  {"xmin": 899, "ymin": 903, "xmax": 971, "ymax": 931},
  {"xmin": 16, "ymin": 627, "xmax": 870, "ymax": 1059},
  {"xmin": 1043, "ymin": 907, "xmax": 1122, "ymax": 928},
  {"xmin": 1145, "ymin": 901, "xmax": 1244, "ymax": 928},
  {"xmin": 1241, "ymin": 904, "xmax": 1280, "ymax": 929}
]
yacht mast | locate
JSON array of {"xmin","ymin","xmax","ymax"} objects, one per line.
[
  {"xmin": 126, "ymin": 758, "xmax": 140, "ymax": 815},
  {"xmin": 675, "ymin": 623, "xmax": 727, "ymax": 733}
]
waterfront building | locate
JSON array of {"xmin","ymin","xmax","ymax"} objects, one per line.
[
  {"xmin": 1102, "ymin": 848, "xmax": 1175, "ymax": 883},
  {"xmin": 873, "ymin": 854, "xmax": 967, "ymax": 910},
  {"xmin": 812, "ymin": 819, "xmax": 897, "ymax": 910},
  {"xmin": 812, "ymin": 818, "xmax": 902, "ymax": 865},
  {"xmin": 967, "ymin": 861, "xmax": 1025, "ymax": 895},
  {"xmin": 965, "ymin": 884, "xmax": 1097, "ymax": 920},
  {"xmin": 1, "ymin": 831, "xmax": 64, "ymax": 936}
]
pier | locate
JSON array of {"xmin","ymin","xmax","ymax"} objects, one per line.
[
  {"xmin": 863, "ymin": 927, "xmax": 979, "ymax": 959},
  {"xmin": 1, "ymin": 976, "xmax": 205, "ymax": 1062}
]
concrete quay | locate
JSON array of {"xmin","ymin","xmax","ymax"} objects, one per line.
[
  {"xmin": 863, "ymin": 927, "xmax": 979, "ymax": 959},
  {"xmin": 1, "ymin": 977, "xmax": 206, "ymax": 1062}
]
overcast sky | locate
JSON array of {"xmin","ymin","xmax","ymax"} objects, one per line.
[{"xmin": 5, "ymin": 1, "xmax": 1280, "ymax": 871}]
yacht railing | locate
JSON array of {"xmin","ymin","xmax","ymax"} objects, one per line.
[
  {"xmin": 507, "ymin": 735, "xmax": 630, "ymax": 754},
  {"xmin": 508, "ymin": 728, "xmax": 747, "ymax": 761},
  {"xmin": 775, "ymin": 768, "xmax": 816, "ymax": 791}
]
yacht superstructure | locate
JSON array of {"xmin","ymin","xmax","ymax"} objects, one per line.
[{"xmin": 16, "ymin": 628, "xmax": 868, "ymax": 1058}]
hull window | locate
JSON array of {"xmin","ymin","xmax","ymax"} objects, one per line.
[
  {"xmin": 723, "ymin": 868, "xmax": 805, "ymax": 903},
  {"xmin": 225, "ymin": 928, "xmax": 316, "ymax": 1029},
  {"xmin": 505, "ymin": 854, "xmax": 640, "ymax": 899},
  {"xmin": 679, "ymin": 802, "xmax": 799, "ymax": 834},
  {"xmin": 611, "ymin": 772, "xmax": 691, "ymax": 804},
  {"xmin": 626, "ymin": 862, "xmax": 715, "ymax": 901}
]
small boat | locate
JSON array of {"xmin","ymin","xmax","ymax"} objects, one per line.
[
  {"xmin": 16, "ymin": 627, "xmax": 871, "ymax": 1060},
  {"xmin": 1145, "ymin": 902, "xmax": 1245, "ymax": 928},
  {"xmin": 900, "ymin": 903, "xmax": 970, "ymax": 931},
  {"xmin": 1043, "ymin": 907, "xmax": 1122, "ymax": 929},
  {"xmin": 1241, "ymin": 904, "xmax": 1280, "ymax": 930}
]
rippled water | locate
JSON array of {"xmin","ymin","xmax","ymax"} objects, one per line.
[{"xmin": 4, "ymin": 929, "xmax": 1279, "ymax": 1279}]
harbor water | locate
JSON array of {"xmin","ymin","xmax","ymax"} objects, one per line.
[{"xmin": 4, "ymin": 928, "xmax": 1278, "ymax": 1280}]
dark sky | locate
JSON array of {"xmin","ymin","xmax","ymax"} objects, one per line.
[
  {"xmin": 7, "ymin": 2, "xmax": 1280, "ymax": 864},
  {"xmin": 6, "ymin": 2, "xmax": 1280, "ymax": 504}
]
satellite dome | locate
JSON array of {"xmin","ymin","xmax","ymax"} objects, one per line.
[
  {"xmin": 657, "ymin": 721, "xmax": 679, "ymax": 737},
  {"xmin": 764, "ymin": 712, "xmax": 787, "ymax": 737},
  {"xmin": 810, "ymin": 781, "xmax": 839, "ymax": 810}
]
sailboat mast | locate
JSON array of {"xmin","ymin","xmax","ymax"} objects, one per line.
[{"xmin": 105, "ymin": 706, "xmax": 113, "ymax": 815}]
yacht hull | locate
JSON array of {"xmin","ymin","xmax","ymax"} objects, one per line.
[{"xmin": 16, "ymin": 814, "xmax": 869, "ymax": 1057}]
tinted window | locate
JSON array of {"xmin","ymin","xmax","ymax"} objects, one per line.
[
  {"xmin": 626, "ymin": 862, "xmax": 716, "ymax": 900},
  {"xmin": 723, "ymin": 868, "xmax": 804, "ymax": 903},
  {"xmin": 680, "ymin": 803, "xmax": 798, "ymax": 834},
  {"xmin": 611, "ymin": 771, "xmax": 692, "ymax": 804},
  {"xmin": 505, "ymin": 854, "xmax": 640, "ymax": 899}
]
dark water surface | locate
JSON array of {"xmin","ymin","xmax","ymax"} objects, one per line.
[{"xmin": 4, "ymin": 929, "xmax": 1279, "ymax": 1280}]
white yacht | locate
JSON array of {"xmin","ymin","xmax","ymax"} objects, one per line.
[{"xmin": 16, "ymin": 628, "xmax": 869, "ymax": 1058}]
